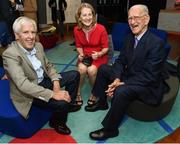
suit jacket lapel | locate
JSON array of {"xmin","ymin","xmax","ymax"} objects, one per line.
[
  {"xmin": 14, "ymin": 42, "xmax": 35, "ymax": 71},
  {"xmin": 14, "ymin": 42, "xmax": 45, "ymax": 73},
  {"xmin": 129, "ymin": 30, "xmax": 149, "ymax": 67},
  {"xmin": 128, "ymin": 36, "xmax": 136, "ymax": 67},
  {"xmin": 35, "ymin": 44, "xmax": 46, "ymax": 71}
]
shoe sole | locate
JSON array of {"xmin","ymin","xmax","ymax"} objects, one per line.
[
  {"xmin": 68, "ymin": 105, "xmax": 81, "ymax": 112},
  {"xmin": 85, "ymin": 106, "xmax": 109, "ymax": 112},
  {"xmin": 90, "ymin": 130, "xmax": 119, "ymax": 140}
]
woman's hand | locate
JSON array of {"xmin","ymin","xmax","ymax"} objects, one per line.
[
  {"xmin": 92, "ymin": 51, "xmax": 99, "ymax": 60},
  {"xmin": 78, "ymin": 54, "xmax": 84, "ymax": 61}
]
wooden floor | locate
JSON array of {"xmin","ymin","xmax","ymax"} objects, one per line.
[{"xmin": 157, "ymin": 127, "xmax": 180, "ymax": 143}]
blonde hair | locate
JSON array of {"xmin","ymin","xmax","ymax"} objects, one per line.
[{"xmin": 75, "ymin": 3, "xmax": 96, "ymax": 29}]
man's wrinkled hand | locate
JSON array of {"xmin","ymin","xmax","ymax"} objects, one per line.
[
  {"xmin": 53, "ymin": 90, "xmax": 71, "ymax": 103},
  {"xmin": 105, "ymin": 79, "xmax": 124, "ymax": 97}
]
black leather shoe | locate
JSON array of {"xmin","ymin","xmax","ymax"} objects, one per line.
[
  {"xmin": 49, "ymin": 120, "xmax": 71, "ymax": 135},
  {"xmin": 90, "ymin": 128, "xmax": 119, "ymax": 140},
  {"xmin": 69, "ymin": 103, "xmax": 81, "ymax": 112},
  {"xmin": 85, "ymin": 102, "xmax": 108, "ymax": 112},
  {"xmin": 54, "ymin": 123, "xmax": 71, "ymax": 135}
]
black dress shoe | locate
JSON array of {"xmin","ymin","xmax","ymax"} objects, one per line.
[
  {"xmin": 90, "ymin": 128, "xmax": 119, "ymax": 140},
  {"xmin": 54, "ymin": 123, "xmax": 71, "ymax": 135},
  {"xmin": 69, "ymin": 103, "xmax": 81, "ymax": 112},
  {"xmin": 85, "ymin": 102, "xmax": 108, "ymax": 112},
  {"xmin": 49, "ymin": 120, "xmax": 71, "ymax": 135}
]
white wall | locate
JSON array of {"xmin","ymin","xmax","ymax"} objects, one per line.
[
  {"xmin": 157, "ymin": 0, "xmax": 180, "ymax": 32},
  {"xmin": 64, "ymin": 0, "xmax": 81, "ymax": 23},
  {"xmin": 46, "ymin": 0, "xmax": 52, "ymax": 24},
  {"xmin": 166, "ymin": 0, "xmax": 175, "ymax": 9},
  {"xmin": 158, "ymin": 10, "xmax": 180, "ymax": 32}
]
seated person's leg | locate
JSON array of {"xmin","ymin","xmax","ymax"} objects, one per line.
[
  {"xmin": 85, "ymin": 64, "xmax": 113, "ymax": 111},
  {"xmin": 87, "ymin": 65, "xmax": 98, "ymax": 105},
  {"xmin": 60, "ymin": 70, "xmax": 81, "ymax": 111},
  {"xmin": 76, "ymin": 63, "xmax": 88, "ymax": 106}
]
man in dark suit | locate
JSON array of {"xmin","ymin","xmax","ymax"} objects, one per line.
[
  {"xmin": 3, "ymin": 16, "xmax": 80, "ymax": 135},
  {"xmin": 86, "ymin": 4, "xmax": 169, "ymax": 140},
  {"xmin": 48, "ymin": 0, "xmax": 67, "ymax": 38}
]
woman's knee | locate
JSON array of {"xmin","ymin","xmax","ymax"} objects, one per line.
[
  {"xmin": 87, "ymin": 66, "xmax": 97, "ymax": 77},
  {"xmin": 78, "ymin": 64, "xmax": 87, "ymax": 75}
]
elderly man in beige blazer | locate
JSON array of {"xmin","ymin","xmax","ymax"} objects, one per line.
[{"xmin": 2, "ymin": 16, "xmax": 80, "ymax": 135}]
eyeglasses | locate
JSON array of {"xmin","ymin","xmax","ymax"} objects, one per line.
[{"xmin": 128, "ymin": 15, "xmax": 146, "ymax": 22}]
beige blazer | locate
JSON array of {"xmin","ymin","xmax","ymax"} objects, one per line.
[{"xmin": 3, "ymin": 42, "xmax": 60, "ymax": 119}]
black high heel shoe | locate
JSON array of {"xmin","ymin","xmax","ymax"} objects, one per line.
[
  {"xmin": 75, "ymin": 95, "xmax": 83, "ymax": 106},
  {"xmin": 87, "ymin": 96, "xmax": 96, "ymax": 106}
]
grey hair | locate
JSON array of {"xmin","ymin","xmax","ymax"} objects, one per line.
[
  {"xmin": 130, "ymin": 4, "xmax": 149, "ymax": 15},
  {"xmin": 13, "ymin": 16, "xmax": 37, "ymax": 33}
]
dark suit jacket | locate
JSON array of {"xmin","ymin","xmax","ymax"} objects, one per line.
[
  {"xmin": 0, "ymin": 0, "xmax": 16, "ymax": 22},
  {"xmin": 48, "ymin": 0, "xmax": 67, "ymax": 22},
  {"xmin": 112, "ymin": 29, "xmax": 168, "ymax": 106},
  {"xmin": 0, "ymin": 0, "xmax": 17, "ymax": 40}
]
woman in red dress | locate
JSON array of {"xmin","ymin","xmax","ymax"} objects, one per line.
[{"xmin": 74, "ymin": 3, "xmax": 109, "ymax": 106}]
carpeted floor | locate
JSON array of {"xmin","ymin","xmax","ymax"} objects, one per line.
[{"xmin": 0, "ymin": 41, "xmax": 180, "ymax": 143}]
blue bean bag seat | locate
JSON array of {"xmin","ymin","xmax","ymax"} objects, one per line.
[
  {"xmin": 111, "ymin": 23, "xmax": 131, "ymax": 51},
  {"xmin": 0, "ymin": 79, "xmax": 53, "ymax": 138},
  {"xmin": 0, "ymin": 67, "xmax": 5, "ymax": 78}
]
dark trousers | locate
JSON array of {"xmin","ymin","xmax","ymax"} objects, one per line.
[
  {"xmin": 92, "ymin": 65, "xmax": 150, "ymax": 130},
  {"xmin": 33, "ymin": 70, "xmax": 80, "ymax": 124},
  {"xmin": 57, "ymin": 10, "xmax": 65, "ymax": 37}
]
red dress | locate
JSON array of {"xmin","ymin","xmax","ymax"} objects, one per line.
[{"xmin": 74, "ymin": 24, "xmax": 109, "ymax": 68}]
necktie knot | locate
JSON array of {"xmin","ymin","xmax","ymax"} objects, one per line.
[{"xmin": 134, "ymin": 37, "xmax": 139, "ymax": 48}]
